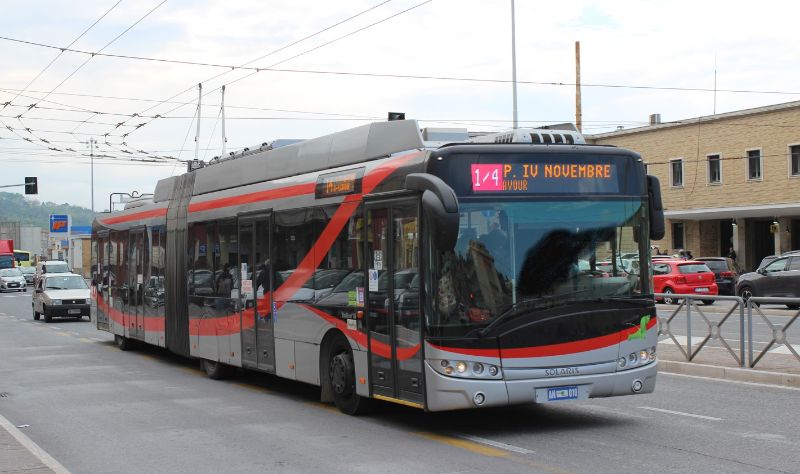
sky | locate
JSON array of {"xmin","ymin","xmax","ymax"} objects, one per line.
[{"xmin": 1, "ymin": 0, "xmax": 800, "ymax": 210}]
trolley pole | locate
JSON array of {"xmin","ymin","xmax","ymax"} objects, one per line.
[{"xmin": 221, "ymin": 85, "xmax": 227, "ymax": 157}]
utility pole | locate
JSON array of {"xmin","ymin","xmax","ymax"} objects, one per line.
[
  {"xmin": 88, "ymin": 137, "xmax": 97, "ymax": 215},
  {"xmin": 195, "ymin": 83, "xmax": 202, "ymax": 161},
  {"xmin": 511, "ymin": 0, "xmax": 518, "ymax": 129}
]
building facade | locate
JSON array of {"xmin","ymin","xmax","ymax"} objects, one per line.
[{"xmin": 588, "ymin": 101, "xmax": 800, "ymax": 271}]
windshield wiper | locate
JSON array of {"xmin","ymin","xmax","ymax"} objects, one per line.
[{"xmin": 476, "ymin": 291, "xmax": 594, "ymax": 337}]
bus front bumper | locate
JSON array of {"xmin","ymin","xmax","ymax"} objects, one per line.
[{"xmin": 424, "ymin": 360, "xmax": 657, "ymax": 412}]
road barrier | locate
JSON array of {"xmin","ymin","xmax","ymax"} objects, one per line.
[
  {"xmin": 655, "ymin": 294, "xmax": 800, "ymax": 368},
  {"xmin": 746, "ymin": 297, "xmax": 800, "ymax": 368},
  {"xmin": 654, "ymin": 293, "xmax": 745, "ymax": 367}
]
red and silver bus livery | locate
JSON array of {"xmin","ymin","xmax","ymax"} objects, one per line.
[{"xmin": 93, "ymin": 120, "xmax": 665, "ymax": 414}]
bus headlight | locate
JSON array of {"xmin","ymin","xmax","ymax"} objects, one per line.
[
  {"xmin": 618, "ymin": 347, "xmax": 657, "ymax": 371},
  {"xmin": 432, "ymin": 359, "xmax": 502, "ymax": 379}
]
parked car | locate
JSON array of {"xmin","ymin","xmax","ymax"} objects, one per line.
[
  {"xmin": 695, "ymin": 257, "xmax": 740, "ymax": 296},
  {"xmin": 736, "ymin": 254, "xmax": 800, "ymax": 309},
  {"xmin": 20, "ymin": 266, "xmax": 36, "ymax": 285},
  {"xmin": 0, "ymin": 267, "xmax": 27, "ymax": 292},
  {"xmin": 32, "ymin": 273, "xmax": 91, "ymax": 322},
  {"xmin": 652, "ymin": 259, "xmax": 718, "ymax": 304}
]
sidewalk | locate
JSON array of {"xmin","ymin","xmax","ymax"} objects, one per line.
[
  {"xmin": 0, "ymin": 413, "xmax": 64, "ymax": 474},
  {"xmin": 657, "ymin": 340, "xmax": 800, "ymax": 388}
]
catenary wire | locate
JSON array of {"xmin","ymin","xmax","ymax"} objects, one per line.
[{"xmin": 4, "ymin": 33, "xmax": 800, "ymax": 97}]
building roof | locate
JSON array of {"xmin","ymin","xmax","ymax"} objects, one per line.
[{"xmin": 587, "ymin": 100, "xmax": 800, "ymax": 140}]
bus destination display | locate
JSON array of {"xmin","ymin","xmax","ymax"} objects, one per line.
[{"xmin": 471, "ymin": 162, "xmax": 619, "ymax": 194}]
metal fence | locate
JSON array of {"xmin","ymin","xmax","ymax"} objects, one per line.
[{"xmin": 654, "ymin": 293, "xmax": 800, "ymax": 368}]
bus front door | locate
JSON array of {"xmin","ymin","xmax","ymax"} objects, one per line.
[
  {"xmin": 366, "ymin": 201, "xmax": 423, "ymax": 406},
  {"xmin": 239, "ymin": 215, "xmax": 276, "ymax": 373}
]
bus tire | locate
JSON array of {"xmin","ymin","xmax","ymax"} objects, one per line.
[
  {"xmin": 201, "ymin": 359, "xmax": 235, "ymax": 380},
  {"xmin": 328, "ymin": 335, "xmax": 370, "ymax": 416},
  {"xmin": 115, "ymin": 335, "xmax": 133, "ymax": 351}
]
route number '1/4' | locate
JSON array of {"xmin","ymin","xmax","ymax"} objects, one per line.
[{"xmin": 471, "ymin": 164, "xmax": 504, "ymax": 191}]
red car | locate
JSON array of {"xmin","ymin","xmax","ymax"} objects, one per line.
[{"xmin": 652, "ymin": 259, "xmax": 718, "ymax": 304}]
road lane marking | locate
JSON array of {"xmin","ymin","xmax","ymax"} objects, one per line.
[
  {"xmin": 576, "ymin": 404, "xmax": 649, "ymax": 419},
  {"xmin": 0, "ymin": 412, "xmax": 70, "ymax": 474},
  {"xmin": 79, "ymin": 338, "xmax": 93, "ymax": 343},
  {"xmin": 638, "ymin": 406, "xmax": 723, "ymax": 421},
  {"xmin": 416, "ymin": 431, "xmax": 509, "ymax": 457},
  {"xmin": 56, "ymin": 332, "xmax": 70, "ymax": 337},
  {"xmin": 660, "ymin": 372, "xmax": 800, "ymax": 391},
  {"xmin": 450, "ymin": 432, "xmax": 535, "ymax": 454}
]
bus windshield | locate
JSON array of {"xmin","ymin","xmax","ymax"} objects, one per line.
[{"xmin": 428, "ymin": 198, "xmax": 649, "ymax": 334}]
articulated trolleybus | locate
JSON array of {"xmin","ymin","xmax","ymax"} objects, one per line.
[{"xmin": 92, "ymin": 120, "xmax": 665, "ymax": 414}]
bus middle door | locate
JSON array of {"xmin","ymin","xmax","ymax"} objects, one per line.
[{"xmin": 366, "ymin": 199, "xmax": 423, "ymax": 406}]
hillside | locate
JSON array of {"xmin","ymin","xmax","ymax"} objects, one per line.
[{"xmin": 0, "ymin": 192, "xmax": 94, "ymax": 228}]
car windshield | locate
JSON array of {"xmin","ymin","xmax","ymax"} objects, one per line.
[
  {"xmin": 428, "ymin": 198, "xmax": 649, "ymax": 334},
  {"xmin": 0, "ymin": 268, "xmax": 23, "ymax": 277},
  {"xmin": 45, "ymin": 263, "xmax": 70, "ymax": 273},
  {"xmin": 45, "ymin": 275, "xmax": 88, "ymax": 290}
]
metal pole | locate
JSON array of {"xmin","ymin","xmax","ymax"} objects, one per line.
[
  {"xmin": 195, "ymin": 83, "xmax": 202, "ymax": 161},
  {"xmin": 89, "ymin": 137, "xmax": 96, "ymax": 215},
  {"xmin": 747, "ymin": 300, "xmax": 753, "ymax": 367},
  {"xmin": 739, "ymin": 298, "xmax": 745, "ymax": 367},
  {"xmin": 511, "ymin": 0, "xmax": 518, "ymax": 129},
  {"xmin": 575, "ymin": 41, "xmax": 582, "ymax": 133},
  {"xmin": 221, "ymin": 85, "xmax": 227, "ymax": 157},
  {"xmin": 686, "ymin": 298, "xmax": 692, "ymax": 359}
]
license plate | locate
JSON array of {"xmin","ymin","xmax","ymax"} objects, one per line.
[
  {"xmin": 68, "ymin": 309, "xmax": 81, "ymax": 314},
  {"xmin": 695, "ymin": 287, "xmax": 709, "ymax": 292},
  {"xmin": 547, "ymin": 386, "xmax": 579, "ymax": 401}
]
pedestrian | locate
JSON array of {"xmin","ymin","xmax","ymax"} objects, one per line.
[
  {"xmin": 686, "ymin": 250, "xmax": 694, "ymax": 260},
  {"xmin": 728, "ymin": 246, "xmax": 737, "ymax": 262}
]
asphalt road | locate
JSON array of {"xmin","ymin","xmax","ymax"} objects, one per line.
[{"xmin": 1, "ymin": 290, "xmax": 799, "ymax": 473}]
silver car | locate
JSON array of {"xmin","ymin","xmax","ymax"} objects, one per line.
[{"xmin": 0, "ymin": 267, "xmax": 27, "ymax": 292}]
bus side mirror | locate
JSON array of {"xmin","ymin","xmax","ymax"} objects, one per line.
[
  {"xmin": 647, "ymin": 175, "xmax": 665, "ymax": 240},
  {"xmin": 405, "ymin": 173, "xmax": 459, "ymax": 250}
]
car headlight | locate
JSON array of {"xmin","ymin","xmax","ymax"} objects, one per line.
[
  {"xmin": 51, "ymin": 299, "xmax": 62, "ymax": 306},
  {"xmin": 432, "ymin": 359, "xmax": 502, "ymax": 379}
]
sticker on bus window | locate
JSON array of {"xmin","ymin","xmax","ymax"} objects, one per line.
[
  {"xmin": 368, "ymin": 269, "xmax": 379, "ymax": 292},
  {"xmin": 356, "ymin": 287, "xmax": 365, "ymax": 307}
]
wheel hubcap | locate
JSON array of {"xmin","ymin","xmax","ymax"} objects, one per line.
[{"xmin": 330, "ymin": 353, "xmax": 353, "ymax": 397}]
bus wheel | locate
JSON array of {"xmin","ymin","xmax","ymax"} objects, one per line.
[
  {"xmin": 115, "ymin": 335, "xmax": 133, "ymax": 351},
  {"xmin": 328, "ymin": 336, "xmax": 370, "ymax": 415},
  {"xmin": 201, "ymin": 359, "xmax": 235, "ymax": 380}
]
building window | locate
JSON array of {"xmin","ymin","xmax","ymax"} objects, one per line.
[
  {"xmin": 672, "ymin": 222, "xmax": 685, "ymax": 251},
  {"xmin": 670, "ymin": 159, "xmax": 683, "ymax": 187},
  {"xmin": 707, "ymin": 154, "xmax": 721, "ymax": 184},
  {"xmin": 790, "ymin": 145, "xmax": 800, "ymax": 177},
  {"xmin": 747, "ymin": 149, "xmax": 762, "ymax": 180}
]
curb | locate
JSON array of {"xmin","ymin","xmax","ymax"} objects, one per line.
[
  {"xmin": 659, "ymin": 360, "xmax": 800, "ymax": 388},
  {"xmin": 0, "ymin": 412, "xmax": 70, "ymax": 474}
]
